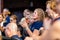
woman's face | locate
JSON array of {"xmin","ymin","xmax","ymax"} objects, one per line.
[
  {"xmin": 3, "ymin": 10, "xmax": 9, "ymax": 16},
  {"xmin": 33, "ymin": 10, "xmax": 38, "ymax": 19}
]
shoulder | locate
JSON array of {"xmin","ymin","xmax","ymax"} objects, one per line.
[
  {"xmin": 52, "ymin": 20, "xmax": 60, "ymax": 26},
  {"xmin": 52, "ymin": 20, "xmax": 60, "ymax": 31}
]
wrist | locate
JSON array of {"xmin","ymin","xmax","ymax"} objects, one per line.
[{"xmin": 25, "ymin": 27, "xmax": 29, "ymax": 30}]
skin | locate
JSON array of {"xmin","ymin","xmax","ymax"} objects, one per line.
[
  {"xmin": 0, "ymin": 15, "xmax": 3, "ymax": 40},
  {"xmin": 0, "ymin": 15, "xmax": 5, "ymax": 32},
  {"xmin": 5, "ymin": 17, "xmax": 18, "ymax": 38},
  {"xmin": 25, "ymin": 2, "xmax": 60, "ymax": 40},
  {"xmin": 20, "ymin": 9, "xmax": 40, "ymax": 37},
  {"xmin": 40, "ymin": 20, "xmax": 60, "ymax": 40}
]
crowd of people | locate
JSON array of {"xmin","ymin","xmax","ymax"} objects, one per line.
[{"xmin": 0, "ymin": 0, "xmax": 60, "ymax": 40}]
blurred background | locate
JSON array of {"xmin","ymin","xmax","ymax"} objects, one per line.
[{"xmin": 2, "ymin": 0, "xmax": 47, "ymax": 12}]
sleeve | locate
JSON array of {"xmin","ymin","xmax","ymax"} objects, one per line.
[{"xmin": 30, "ymin": 21, "xmax": 43, "ymax": 32}]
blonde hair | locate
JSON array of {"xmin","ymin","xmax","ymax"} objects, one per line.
[
  {"xmin": 46, "ymin": 0, "xmax": 56, "ymax": 10},
  {"xmin": 35, "ymin": 8, "xmax": 45, "ymax": 21},
  {"xmin": 46, "ymin": 0, "xmax": 60, "ymax": 10}
]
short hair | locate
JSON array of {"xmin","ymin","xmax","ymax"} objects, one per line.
[
  {"xmin": 10, "ymin": 15, "xmax": 17, "ymax": 20},
  {"xmin": 24, "ymin": 9, "xmax": 30, "ymax": 12}
]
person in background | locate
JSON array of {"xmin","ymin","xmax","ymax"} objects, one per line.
[
  {"xmin": 21, "ymin": 9, "xmax": 32, "ymax": 25},
  {"xmin": 20, "ymin": 8, "xmax": 45, "ymax": 40},
  {"xmin": 5, "ymin": 15, "xmax": 22, "ymax": 40},
  {"xmin": 43, "ymin": 1, "xmax": 53, "ymax": 30},
  {"xmin": 30, "ymin": 8, "xmax": 45, "ymax": 36},
  {"xmin": 39, "ymin": 0, "xmax": 60, "ymax": 40},
  {"xmin": 0, "ymin": 14, "xmax": 4, "ymax": 40},
  {"xmin": 19, "ymin": 9, "xmax": 33, "ymax": 39},
  {"xmin": 2, "ymin": 8, "xmax": 10, "ymax": 27},
  {"xmin": 25, "ymin": 0, "xmax": 60, "ymax": 40}
]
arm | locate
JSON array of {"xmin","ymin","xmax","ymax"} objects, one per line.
[
  {"xmin": 24, "ymin": 27, "xmax": 33, "ymax": 37},
  {"xmin": 19, "ymin": 18, "xmax": 33, "ymax": 37},
  {"xmin": 21, "ymin": 23, "xmax": 33, "ymax": 37},
  {"xmin": 0, "ymin": 26, "xmax": 4, "ymax": 32}
]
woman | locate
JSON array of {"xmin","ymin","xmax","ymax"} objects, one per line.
[
  {"xmin": 0, "ymin": 14, "xmax": 4, "ymax": 40},
  {"xmin": 19, "ymin": 9, "xmax": 33, "ymax": 39},
  {"xmin": 2, "ymin": 8, "xmax": 10, "ymax": 27},
  {"xmin": 30, "ymin": 8, "xmax": 45, "ymax": 32},
  {"xmin": 20, "ymin": 9, "xmax": 31, "ymax": 24},
  {"xmin": 20, "ymin": 8, "xmax": 45, "ymax": 40}
]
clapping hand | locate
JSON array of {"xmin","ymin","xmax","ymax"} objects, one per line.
[{"xmin": 19, "ymin": 18, "xmax": 28, "ymax": 28}]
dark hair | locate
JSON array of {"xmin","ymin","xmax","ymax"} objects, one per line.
[{"xmin": 0, "ymin": 14, "xmax": 3, "ymax": 18}]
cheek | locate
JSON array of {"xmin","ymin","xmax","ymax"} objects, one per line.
[
  {"xmin": 56, "ymin": 5, "xmax": 60, "ymax": 11},
  {"xmin": 0, "ymin": 18, "xmax": 2, "ymax": 20},
  {"xmin": 0, "ymin": 18, "xmax": 3, "ymax": 21},
  {"xmin": 34, "ymin": 13, "xmax": 38, "ymax": 18}
]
